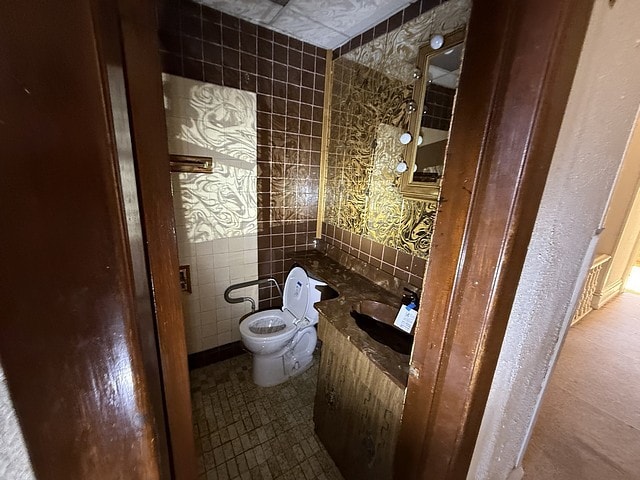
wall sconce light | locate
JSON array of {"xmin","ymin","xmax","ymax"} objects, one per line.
[
  {"xmin": 407, "ymin": 100, "xmax": 418, "ymax": 114},
  {"xmin": 412, "ymin": 67, "xmax": 422, "ymax": 80},
  {"xmin": 430, "ymin": 34, "xmax": 444, "ymax": 49}
]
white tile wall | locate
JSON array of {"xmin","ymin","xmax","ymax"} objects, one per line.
[{"xmin": 179, "ymin": 236, "xmax": 259, "ymax": 353}]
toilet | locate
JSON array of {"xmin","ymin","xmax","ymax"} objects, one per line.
[{"xmin": 239, "ymin": 266, "xmax": 326, "ymax": 387}]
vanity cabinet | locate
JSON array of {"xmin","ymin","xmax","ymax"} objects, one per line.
[{"xmin": 314, "ymin": 314, "xmax": 404, "ymax": 480}]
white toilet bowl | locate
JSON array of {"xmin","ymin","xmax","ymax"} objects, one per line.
[{"xmin": 239, "ymin": 266, "xmax": 326, "ymax": 387}]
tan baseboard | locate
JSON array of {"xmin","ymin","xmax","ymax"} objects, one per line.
[{"xmin": 592, "ymin": 278, "xmax": 623, "ymax": 309}]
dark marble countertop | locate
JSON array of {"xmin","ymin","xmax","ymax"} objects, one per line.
[{"xmin": 293, "ymin": 250, "xmax": 410, "ymax": 389}]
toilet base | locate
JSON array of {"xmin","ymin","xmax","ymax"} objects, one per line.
[{"xmin": 250, "ymin": 327, "xmax": 317, "ymax": 387}]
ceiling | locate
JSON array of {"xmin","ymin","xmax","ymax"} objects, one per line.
[{"xmin": 198, "ymin": 0, "xmax": 414, "ymax": 50}]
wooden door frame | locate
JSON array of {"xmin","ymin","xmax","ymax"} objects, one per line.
[
  {"xmin": 1, "ymin": 0, "xmax": 177, "ymax": 477},
  {"xmin": 116, "ymin": 0, "xmax": 197, "ymax": 478},
  {"xmin": 394, "ymin": 0, "xmax": 594, "ymax": 478}
]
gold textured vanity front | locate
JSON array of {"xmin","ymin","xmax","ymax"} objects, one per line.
[
  {"xmin": 315, "ymin": 313, "xmax": 404, "ymax": 480},
  {"xmin": 292, "ymin": 250, "xmax": 407, "ymax": 480}
]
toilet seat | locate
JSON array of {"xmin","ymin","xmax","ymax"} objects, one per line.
[
  {"xmin": 281, "ymin": 266, "xmax": 311, "ymax": 324},
  {"xmin": 239, "ymin": 309, "xmax": 297, "ymax": 347}
]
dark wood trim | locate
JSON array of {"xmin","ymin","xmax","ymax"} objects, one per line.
[
  {"xmin": 91, "ymin": 1, "xmax": 173, "ymax": 476},
  {"xmin": 117, "ymin": 0, "xmax": 197, "ymax": 478},
  {"xmin": 0, "ymin": 0, "xmax": 170, "ymax": 477},
  {"xmin": 188, "ymin": 342, "xmax": 247, "ymax": 370},
  {"xmin": 395, "ymin": 0, "xmax": 594, "ymax": 478}
]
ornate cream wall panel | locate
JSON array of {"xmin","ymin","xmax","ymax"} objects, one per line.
[
  {"xmin": 163, "ymin": 74, "xmax": 258, "ymax": 352},
  {"xmin": 163, "ymin": 74, "xmax": 257, "ymax": 242}
]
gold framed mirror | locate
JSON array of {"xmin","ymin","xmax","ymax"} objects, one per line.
[{"xmin": 399, "ymin": 28, "xmax": 466, "ymax": 200}]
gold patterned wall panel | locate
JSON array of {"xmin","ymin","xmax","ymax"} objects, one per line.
[
  {"xmin": 326, "ymin": 59, "xmax": 410, "ymax": 233},
  {"xmin": 326, "ymin": 58, "xmax": 437, "ymax": 258},
  {"xmin": 399, "ymin": 200, "xmax": 438, "ymax": 256},
  {"xmin": 324, "ymin": 0, "xmax": 470, "ymax": 259},
  {"xmin": 365, "ymin": 124, "xmax": 406, "ymax": 248}
]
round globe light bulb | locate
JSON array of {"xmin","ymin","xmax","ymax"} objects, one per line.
[
  {"xmin": 396, "ymin": 161, "xmax": 408, "ymax": 173},
  {"xmin": 399, "ymin": 132, "xmax": 413, "ymax": 144},
  {"xmin": 430, "ymin": 34, "xmax": 444, "ymax": 49}
]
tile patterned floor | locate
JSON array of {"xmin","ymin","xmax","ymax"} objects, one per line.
[{"xmin": 190, "ymin": 352, "xmax": 344, "ymax": 480}]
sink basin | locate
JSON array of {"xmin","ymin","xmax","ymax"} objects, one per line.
[{"xmin": 350, "ymin": 300, "xmax": 414, "ymax": 355}]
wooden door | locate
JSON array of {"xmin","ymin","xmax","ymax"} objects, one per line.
[{"xmin": 0, "ymin": 0, "xmax": 194, "ymax": 478}]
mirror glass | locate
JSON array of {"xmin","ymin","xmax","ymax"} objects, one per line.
[{"xmin": 400, "ymin": 29, "xmax": 465, "ymax": 199}]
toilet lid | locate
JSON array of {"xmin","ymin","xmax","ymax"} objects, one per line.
[{"xmin": 282, "ymin": 266, "xmax": 310, "ymax": 321}]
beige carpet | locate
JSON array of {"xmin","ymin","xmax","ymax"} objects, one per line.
[{"xmin": 523, "ymin": 293, "xmax": 640, "ymax": 479}]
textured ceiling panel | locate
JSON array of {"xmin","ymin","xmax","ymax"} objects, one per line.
[
  {"xmin": 197, "ymin": 0, "xmax": 413, "ymax": 49},
  {"xmin": 269, "ymin": 4, "xmax": 350, "ymax": 49},
  {"xmin": 288, "ymin": 0, "xmax": 407, "ymax": 37},
  {"xmin": 343, "ymin": 0, "xmax": 470, "ymax": 84},
  {"xmin": 201, "ymin": 0, "xmax": 282, "ymax": 24}
]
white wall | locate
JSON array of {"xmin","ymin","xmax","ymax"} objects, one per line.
[
  {"xmin": 593, "ymin": 116, "xmax": 640, "ymax": 306},
  {"xmin": 467, "ymin": 1, "xmax": 640, "ymax": 478},
  {"xmin": 0, "ymin": 364, "xmax": 35, "ymax": 479}
]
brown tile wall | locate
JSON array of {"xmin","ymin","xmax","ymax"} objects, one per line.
[
  {"xmin": 321, "ymin": 223, "xmax": 426, "ymax": 289},
  {"xmin": 424, "ymin": 84, "xmax": 456, "ymax": 131},
  {"xmin": 157, "ymin": 0, "xmax": 327, "ymax": 308},
  {"xmin": 333, "ymin": 0, "xmax": 443, "ymax": 58}
]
